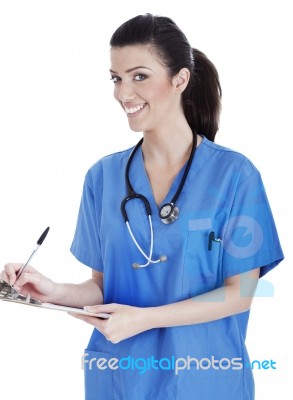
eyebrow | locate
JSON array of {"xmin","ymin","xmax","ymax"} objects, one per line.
[{"xmin": 110, "ymin": 66, "xmax": 153, "ymax": 74}]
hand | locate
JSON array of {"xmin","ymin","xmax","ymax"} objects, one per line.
[
  {"xmin": 69, "ymin": 303, "xmax": 153, "ymax": 344},
  {"xmin": 0, "ymin": 263, "xmax": 57, "ymax": 303}
]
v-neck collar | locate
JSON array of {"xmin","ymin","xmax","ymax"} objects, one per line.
[
  {"xmin": 128, "ymin": 136, "xmax": 208, "ymax": 214},
  {"xmin": 139, "ymin": 146, "xmax": 189, "ymax": 210}
]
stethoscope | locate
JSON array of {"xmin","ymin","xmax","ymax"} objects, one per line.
[{"xmin": 121, "ymin": 132, "xmax": 197, "ymax": 269}]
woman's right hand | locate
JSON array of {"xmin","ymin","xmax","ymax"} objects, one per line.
[{"xmin": 0, "ymin": 263, "xmax": 58, "ymax": 303}]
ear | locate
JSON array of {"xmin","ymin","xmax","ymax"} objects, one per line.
[{"xmin": 172, "ymin": 68, "xmax": 190, "ymax": 93}]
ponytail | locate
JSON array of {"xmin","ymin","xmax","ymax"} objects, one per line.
[{"xmin": 183, "ymin": 49, "xmax": 222, "ymax": 142}]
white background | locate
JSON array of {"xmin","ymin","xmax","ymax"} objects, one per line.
[{"xmin": 0, "ymin": 0, "xmax": 292, "ymax": 398}]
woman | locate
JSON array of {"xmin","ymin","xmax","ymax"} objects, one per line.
[{"xmin": 1, "ymin": 14, "xmax": 284, "ymax": 400}]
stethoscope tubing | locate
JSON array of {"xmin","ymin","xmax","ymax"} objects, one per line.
[
  {"xmin": 121, "ymin": 131, "xmax": 197, "ymax": 268},
  {"xmin": 121, "ymin": 193, "xmax": 151, "ymax": 222}
]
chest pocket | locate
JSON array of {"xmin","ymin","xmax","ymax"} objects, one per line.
[{"xmin": 182, "ymin": 230, "xmax": 222, "ymax": 297}]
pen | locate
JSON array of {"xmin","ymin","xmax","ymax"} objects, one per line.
[
  {"xmin": 208, "ymin": 231, "xmax": 221, "ymax": 251},
  {"xmin": 13, "ymin": 227, "xmax": 50, "ymax": 286}
]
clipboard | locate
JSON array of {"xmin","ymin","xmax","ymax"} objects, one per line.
[{"xmin": 0, "ymin": 279, "xmax": 110, "ymax": 319}]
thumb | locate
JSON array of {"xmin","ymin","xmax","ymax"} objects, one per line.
[{"xmin": 84, "ymin": 303, "xmax": 116, "ymax": 314}]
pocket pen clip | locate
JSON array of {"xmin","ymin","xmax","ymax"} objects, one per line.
[{"xmin": 208, "ymin": 231, "xmax": 221, "ymax": 251}]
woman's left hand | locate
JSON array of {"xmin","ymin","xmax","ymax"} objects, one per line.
[{"xmin": 68, "ymin": 303, "xmax": 153, "ymax": 344}]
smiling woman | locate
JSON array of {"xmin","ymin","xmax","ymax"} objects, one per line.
[{"xmin": 1, "ymin": 12, "xmax": 284, "ymax": 400}]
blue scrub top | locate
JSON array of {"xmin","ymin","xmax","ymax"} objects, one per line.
[{"xmin": 71, "ymin": 136, "xmax": 284, "ymax": 400}]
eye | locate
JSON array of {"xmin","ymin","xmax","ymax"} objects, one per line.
[
  {"xmin": 110, "ymin": 75, "xmax": 121, "ymax": 83},
  {"xmin": 134, "ymin": 74, "xmax": 147, "ymax": 81}
]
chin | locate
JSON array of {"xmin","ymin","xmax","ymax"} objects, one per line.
[
  {"xmin": 128, "ymin": 122, "xmax": 146, "ymax": 133},
  {"xmin": 129, "ymin": 127, "xmax": 143, "ymax": 133}
]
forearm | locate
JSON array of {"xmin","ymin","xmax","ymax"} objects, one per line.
[
  {"xmin": 70, "ymin": 270, "xmax": 260, "ymax": 344},
  {"xmin": 149, "ymin": 286, "xmax": 246, "ymax": 329},
  {"xmin": 52, "ymin": 278, "xmax": 103, "ymax": 308},
  {"xmin": 147, "ymin": 269, "xmax": 260, "ymax": 329}
]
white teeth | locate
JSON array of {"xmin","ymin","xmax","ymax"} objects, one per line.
[{"xmin": 125, "ymin": 103, "xmax": 146, "ymax": 114}]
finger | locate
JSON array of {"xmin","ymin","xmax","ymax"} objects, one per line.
[
  {"xmin": 15, "ymin": 272, "xmax": 42, "ymax": 287},
  {"xmin": 68, "ymin": 313, "xmax": 107, "ymax": 330},
  {"xmin": 0, "ymin": 271, "xmax": 9, "ymax": 282},
  {"xmin": 4, "ymin": 263, "xmax": 22, "ymax": 285},
  {"xmin": 84, "ymin": 304, "xmax": 116, "ymax": 314}
]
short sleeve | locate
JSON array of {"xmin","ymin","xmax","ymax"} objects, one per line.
[
  {"xmin": 222, "ymin": 160, "xmax": 284, "ymax": 279},
  {"xmin": 70, "ymin": 167, "xmax": 103, "ymax": 272}
]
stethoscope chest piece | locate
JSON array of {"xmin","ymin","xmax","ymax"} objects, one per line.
[{"xmin": 159, "ymin": 203, "xmax": 179, "ymax": 224}]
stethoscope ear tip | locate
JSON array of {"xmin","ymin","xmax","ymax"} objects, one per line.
[
  {"xmin": 159, "ymin": 255, "xmax": 167, "ymax": 262},
  {"xmin": 132, "ymin": 263, "xmax": 140, "ymax": 269}
]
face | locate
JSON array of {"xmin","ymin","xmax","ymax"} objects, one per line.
[{"xmin": 110, "ymin": 45, "xmax": 184, "ymax": 133}]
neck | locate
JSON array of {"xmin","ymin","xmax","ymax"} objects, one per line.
[{"xmin": 141, "ymin": 120, "xmax": 199, "ymax": 167}]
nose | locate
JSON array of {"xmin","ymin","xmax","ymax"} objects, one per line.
[{"xmin": 117, "ymin": 81, "xmax": 136, "ymax": 103}]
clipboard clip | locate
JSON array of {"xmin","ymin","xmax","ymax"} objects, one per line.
[{"xmin": 0, "ymin": 279, "xmax": 41, "ymax": 305}]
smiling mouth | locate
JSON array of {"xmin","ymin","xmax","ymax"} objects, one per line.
[{"xmin": 124, "ymin": 103, "xmax": 147, "ymax": 117}]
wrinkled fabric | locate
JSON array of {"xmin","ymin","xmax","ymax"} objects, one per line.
[{"xmin": 71, "ymin": 136, "xmax": 284, "ymax": 400}]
